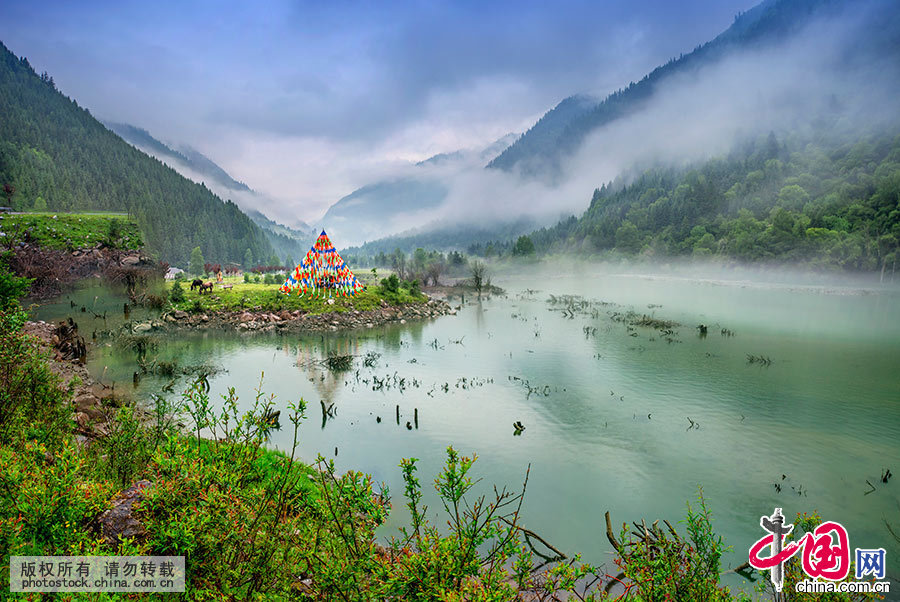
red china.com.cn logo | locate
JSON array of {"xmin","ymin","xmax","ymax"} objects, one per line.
[{"xmin": 748, "ymin": 508, "xmax": 889, "ymax": 595}]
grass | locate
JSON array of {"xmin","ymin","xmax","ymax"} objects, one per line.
[
  {"xmin": 166, "ymin": 275, "xmax": 428, "ymax": 315},
  {"xmin": 0, "ymin": 212, "xmax": 142, "ymax": 251}
]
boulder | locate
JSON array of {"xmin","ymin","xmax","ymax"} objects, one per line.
[
  {"xmin": 73, "ymin": 393, "xmax": 94, "ymax": 408},
  {"xmin": 173, "ymin": 310, "xmax": 188, "ymax": 320},
  {"xmin": 89, "ymin": 384, "xmax": 116, "ymax": 402},
  {"xmin": 74, "ymin": 412, "xmax": 91, "ymax": 430},
  {"xmin": 98, "ymin": 480, "xmax": 153, "ymax": 545}
]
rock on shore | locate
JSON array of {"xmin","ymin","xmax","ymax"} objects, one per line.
[{"xmin": 23, "ymin": 319, "xmax": 123, "ymax": 439}]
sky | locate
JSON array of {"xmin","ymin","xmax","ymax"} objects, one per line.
[{"xmin": 0, "ymin": 0, "xmax": 757, "ymax": 223}]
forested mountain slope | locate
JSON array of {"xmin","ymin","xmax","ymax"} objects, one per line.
[
  {"xmin": 0, "ymin": 41, "xmax": 274, "ymax": 266},
  {"xmin": 105, "ymin": 121, "xmax": 314, "ymax": 262},
  {"xmin": 486, "ymin": 0, "xmax": 885, "ymax": 177},
  {"xmin": 525, "ymin": 130, "xmax": 900, "ymax": 272}
]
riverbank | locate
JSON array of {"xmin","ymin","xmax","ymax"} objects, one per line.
[
  {"xmin": 22, "ymin": 319, "xmax": 124, "ymax": 440},
  {"xmin": 7, "ymin": 266, "xmax": 854, "ymax": 599},
  {"xmin": 4, "ymin": 302, "xmax": 620, "ymax": 600},
  {"xmin": 157, "ymin": 296, "xmax": 456, "ymax": 332},
  {"xmin": 2, "ymin": 211, "xmax": 156, "ymax": 299}
]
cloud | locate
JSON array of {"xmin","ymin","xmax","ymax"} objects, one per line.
[
  {"xmin": 0, "ymin": 0, "xmax": 756, "ymax": 223},
  {"xmin": 563, "ymin": 0, "xmax": 900, "ymax": 185},
  {"xmin": 343, "ymin": 0, "xmax": 900, "ymax": 245}
]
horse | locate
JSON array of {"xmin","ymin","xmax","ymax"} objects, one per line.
[
  {"xmin": 190, "ymin": 278, "xmax": 203, "ymax": 291},
  {"xmin": 199, "ymin": 282, "xmax": 214, "ymax": 294}
]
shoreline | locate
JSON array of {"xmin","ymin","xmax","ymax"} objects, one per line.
[
  {"xmin": 22, "ymin": 319, "xmax": 122, "ymax": 440},
  {"xmin": 155, "ymin": 296, "xmax": 457, "ymax": 333}
]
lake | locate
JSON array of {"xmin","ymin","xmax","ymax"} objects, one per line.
[{"xmin": 34, "ymin": 266, "xmax": 900, "ymax": 593}]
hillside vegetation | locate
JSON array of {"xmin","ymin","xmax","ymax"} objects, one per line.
[
  {"xmin": 0, "ymin": 212, "xmax": 142, "ymax": 252},
  {"xmin": 105, "ymin": 122, "xmax": 314, "ymax": 263},
  {"xmin": 486, "ymin": 0, "xmax": 894, "ymax": 177},
  {"xmin": 0, "ymin": 42, "xmax": 274, "ymax": 267},
  {"xmin": 521, "ymin": 131, "xmax": 900, "ymax": 272}
]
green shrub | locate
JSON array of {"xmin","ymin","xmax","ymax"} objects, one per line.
[
  {"xmin": 380, "ymin": 274, "xmax": 400, "ymax": 294},
  {"xmin": 404, "ymin": 278, "xmax": 421, "ymax": 296},
  {"xmin": 0, "ymin": 306, "xmax": 71, "ymax": 446},
  {"xmin": 0, "ymin": 440, "xmax": 114, "ymax": 560},
  {"xmin": 243, "ymin": 272, "xmax": 251, "ymax": 283},
  {"xmin": 140, "ymin": 380, "xmax": 319, "ymax": 597},
  {"xmin": 611, "ymin": 487, "xmax": 747, "ymax": 601},
  {"xmin": 170, "ymin": 280, "xmax": 185, "ymax": 303},
  {"xmin": 91, "ymin": 404, "xmax": 154, "ymax": 487},
  {"xmin": 0, "ymin": 253, "xmax": 32, "ymax": 309},
  {"xmin": 106, "ymin": 218, "xmax": 123, "ymax": 245}
]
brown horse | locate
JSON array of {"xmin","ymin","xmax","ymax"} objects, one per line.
[
  {"xmin": 199, "ymin": 282, "xmax": 214, "ymax": 294},
  {"xmin": 190, "ymin": 278, "xmax": 203, "ymax": 291}
]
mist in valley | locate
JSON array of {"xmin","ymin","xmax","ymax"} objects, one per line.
[{"xmin": 346, "ymin": 0, "xmax": 900, "ymax": 250}]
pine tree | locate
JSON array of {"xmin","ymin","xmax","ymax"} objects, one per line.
[{"xmin": 190, "ymin": 246, "xmax": 205, "ymax": 276}]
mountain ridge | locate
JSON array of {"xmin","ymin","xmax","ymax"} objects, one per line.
[
  {"xmin": 0, "ymin": 41, "xmax": 275, "ymax": 266},
  {"xmin": 485, "ymin": 0, "xmax": 850, "ymax": 177},
  {"xmin": 320, "ymin": 133, "xmax": 519, "ymax": 246},
  {"xmin": 104, "ymin": 120, "xmax": 316, "ymax": 261}
]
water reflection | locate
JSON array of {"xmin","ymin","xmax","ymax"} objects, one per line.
[{"xmin": 31, "ymin": 274, "xmax": 900, "ymax": 593}]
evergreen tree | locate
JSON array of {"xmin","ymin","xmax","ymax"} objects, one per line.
[
  {"xmin": 512, "ymin": 235, "xmax": 535, "ymax": 256},
  {"xmin": 190, "ymin": 247, "xmax": 205, "ymax": 276},
  {"xmin": 170, "ymin": 280, "xmax": 185, "ymax": 303},
  {"xmin": 243, "ymin": 248, "xmax": 253, "ymax": 270}
]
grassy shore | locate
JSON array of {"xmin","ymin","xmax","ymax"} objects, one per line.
[
  {"xmin": 0, "ymin": 212, "xmax": 142, "ymax": 251},
  {"xmin": 165, "ymin": 274, "xmax": 427, "ymax": 315}
]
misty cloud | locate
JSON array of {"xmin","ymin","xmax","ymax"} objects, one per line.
[
  {"xmin": 334, "ymin": 0, "xmax": 900, "ymax": 247},
  {"xmin": 0, "ymin": 0, "xmax": 755, "ymax": 220}
]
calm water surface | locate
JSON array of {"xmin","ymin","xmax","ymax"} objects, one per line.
[{"xmin": 34, "ymin": 270, "xmax": 900, "ymax": 591}]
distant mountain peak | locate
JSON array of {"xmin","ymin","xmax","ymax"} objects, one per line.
[
  {"xmin": 320, "ymin": 134, "xmax": 520, "ymax": 246},
  {"xmin": 485, "ymin": 0, "xmax": 858, "ymax": 178},
  {"xmin": 104, "ymin": 120, "xmax": 315, "ymax": 258}
]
